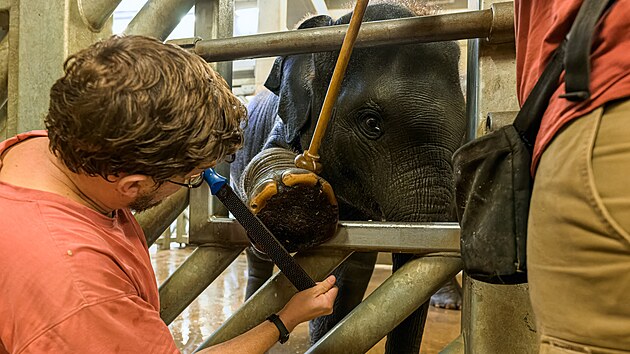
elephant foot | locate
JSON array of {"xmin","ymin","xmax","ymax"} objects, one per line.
[
  {"xmin": 247, "ymin": 164, "xmax": 339, "ymax": 253},
  {"xmin": 430, "ymin": 278, "xmax": 462, "ymax": 310}
]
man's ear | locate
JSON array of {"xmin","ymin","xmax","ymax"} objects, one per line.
[{"xmin": 114, "ymin": 174, "xmax": 150, "ymax": 199}]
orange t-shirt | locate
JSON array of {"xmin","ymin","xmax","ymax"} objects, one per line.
[
  {"xmin": 0, "ymin": 131, "xmax": 179, "ymax": 353},
  {"xmin": 515, "ymin": 0, "xmax": 630, "ymax": 172}
]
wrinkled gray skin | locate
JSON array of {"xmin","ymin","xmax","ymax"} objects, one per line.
[{"xmin": 231, "ymin": 4, "xmax": 466, "ymax": 353}]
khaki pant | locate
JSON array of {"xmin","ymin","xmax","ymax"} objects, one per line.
[{"xmin": 529, "ymin": 98, "xmax": 630, "ymax": 353}]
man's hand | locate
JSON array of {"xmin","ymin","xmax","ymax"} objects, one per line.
[
  {"xmin": 277, "ymin": 275, "xmax": 338, "ymax": 332},
  {"xmin": 198, "ymin": 275, "xmax": 338, "ymax": 353}
]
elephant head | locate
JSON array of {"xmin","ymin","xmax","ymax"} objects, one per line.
[{"xmin": 265, "ymin": 3, "xmax": 466, "ymax": 223}]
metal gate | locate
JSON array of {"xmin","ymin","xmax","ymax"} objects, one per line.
[{"xmin": 1, "ymin": 1, "xmax": 536, "ymax": 352}]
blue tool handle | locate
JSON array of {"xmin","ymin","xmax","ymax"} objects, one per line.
[{"xmin": 203, "ymin": 168, "xmax": 227, "ymax": 195}]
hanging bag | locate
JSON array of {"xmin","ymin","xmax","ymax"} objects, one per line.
[{"xmin": 452, "ymin": 0, "xmax": 615, "ymax": 284}]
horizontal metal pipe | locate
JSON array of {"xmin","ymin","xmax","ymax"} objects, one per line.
[
  {"xmin": 194, "ymin": 3, "xmax": 514, "ymax": 62},
  {"xmin": 485, "ymin": 110, "xmax": 519, "ymax": 133},
  {"xmin": 135, "ymin": 188, "xmax": 189, "ymax": 246},
  {"xmin": 159, "ymin": 246, "xmax": 243, "ymax": 325},
  {"xmin": 124, "ymin": 0, "xmax": 195, "ymax": 41},
  {"xmin": 77, "ymin": 0, "xmax": 122, "ymax": 31},
  {"xmin": 195, "ymin": 249, "xmax": 353, "ymax": 351},
  {"xmin": 191, "ymin": 218, "xmax": 460, "ymax": 253},
  {"xmin": 307, "ymin": 254, "xmax": 463, "ymax": 354}
]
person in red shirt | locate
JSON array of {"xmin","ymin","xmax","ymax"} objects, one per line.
[
  {"xmin": 516, "ymin": 0, "xmax": 630, "ymax": 352},
  {"xmin": 0, "ymin": 35, "xmax": 338, "ymax": 354}
]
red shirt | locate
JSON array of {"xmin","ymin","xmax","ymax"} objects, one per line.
[
  {"xmin": 515, "ymin": 0, "xmax": 630, "ymax": 171},
  {"xmin": 0, "ymin": 131, "xmax": 178, "ymax": 353}
]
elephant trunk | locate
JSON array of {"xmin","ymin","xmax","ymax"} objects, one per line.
[{"xmin": 381, "ymin": 152, "xmax": 455, "ymax": 223}]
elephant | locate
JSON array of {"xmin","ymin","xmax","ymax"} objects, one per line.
[{"xmin": 230, "ymin": 3, "xmax": 466, "ymax": 353}]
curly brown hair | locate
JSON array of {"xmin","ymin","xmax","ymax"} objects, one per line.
[{"xmin": 45, "ymin": 35, "xmax": 247, "ymax": 182}]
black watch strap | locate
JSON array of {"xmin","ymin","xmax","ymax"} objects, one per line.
[{"xmin": 266, "ymin": 313, "xmax": 290, "ymax": 344}]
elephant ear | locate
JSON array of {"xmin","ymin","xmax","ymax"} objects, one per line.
[{"xmin": 263, "ymin": 15, "xmax": 334, "ymax": 146}]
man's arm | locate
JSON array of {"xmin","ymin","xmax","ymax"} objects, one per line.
[{"xmin": 198, "ymin": 275, "xmax": 338, "ymax": 354}]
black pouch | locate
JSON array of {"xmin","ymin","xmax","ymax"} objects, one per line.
[
  {"xmin": 453, "ymin": 125, "xmax": 531, "ymax": 284},
  {"xmin": 452, "ymin": 0, "xmax": 614, "ymax": 284},
  {"xmin": 453, "ymin": 45, "xmax": 565, "ymax": 284}
]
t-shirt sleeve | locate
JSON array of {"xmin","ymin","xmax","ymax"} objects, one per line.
[{"xmin": 20, "ymin": 295, "xmax": 180, "ymax": 354}]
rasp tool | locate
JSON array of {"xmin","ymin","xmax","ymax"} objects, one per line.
[{"xmin": 203, "ymin": 168, "xmax": 316, "ymax": 291}]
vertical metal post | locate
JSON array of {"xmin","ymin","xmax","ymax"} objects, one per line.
[
  {"xmin": 462, "ymin": 1, "xmax": 536, "ymax": 353},
  {"xmin": 6, "ymin": 0, "xmax": 111, "ymax": 135},
  {"xmin": 465, "ymin": 36, "xmax": 480, "ymax": 143},
  {"xmin": 194, "ymin": 0, "xmax": 233, "ymax": 84},
  {"xmin": 255, "ymin": 0, "xmax": 287, "ymax": 88},
  {"xmin": 190, "ymin": 0, "xmax": 234, "ymax": 231},
  {"xmin": 466, "ymin": 0, "xmax": 519, "ymax": 139},
  {"xmin": 462, "ymin": 278, "xmax": 537, "ymax": 353}
]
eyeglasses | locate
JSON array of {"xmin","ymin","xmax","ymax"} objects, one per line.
[{"xmin": 167, "ymin": 171, "xmax": 205, "ymax": 189}]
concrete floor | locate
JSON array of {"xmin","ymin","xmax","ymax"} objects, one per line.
[{"xmin": 150, "ymin": 245, "xmax": 460, "ymax": 354}]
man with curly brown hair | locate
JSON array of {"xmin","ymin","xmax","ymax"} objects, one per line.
[{"xmin": 0, "ymin": 35, "xmax": 337, "ymax": 354}]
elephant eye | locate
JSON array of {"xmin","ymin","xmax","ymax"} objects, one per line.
[{"xmin": 358, "ymin": 112, "xmax": 383, "ymax": 140}]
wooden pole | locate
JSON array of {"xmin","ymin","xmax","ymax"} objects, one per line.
[{"xmin": 294, "ymin": 0, "xmax": 370, "ymax": 173}]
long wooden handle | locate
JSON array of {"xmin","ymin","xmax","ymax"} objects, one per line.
[{"xmin": 295, "ymin": 0, "xmax": 370, "ymax": 173}]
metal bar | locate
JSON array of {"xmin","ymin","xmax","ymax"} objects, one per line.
[
  {"xmin": 465, "ymin": 37, "xmax": 480, "ymax": 142},
  {"xmin": 192, "ymin": 218, "xmax": 460, "ymax": 253},
  {"xmin": 159, "ymin": 246, "xmax": 243, "ymax": 325},
  {"xmin": 485, "ymin": 110, "xmax": 519, "ymax": 133},
  {"xmin": 124, "ymin": 0, "xmax": 196, "ymax": 41},
  {"xmin": 7, "ymin": 0, "xmax": 108, "ymax": 136},
  {"xmin": 195, "ymin": 249, "xmax": 352, "ymax": 351},
  {"xmin": 9, "ymin": 2, "xmax": 65, "ymax": 133},
  {"xmin": 188, "ymin": 0, "xmax": 233, "ymax": 227},
  {"xmin": 307, "ymin": 254, "xmax": 463, "ymax": 354},
  {"xmin": 213, "ymin": 0, "xmax": 233, "ymax": 85},
  {"xmin": 194, "ymin": 3, "xmax": 515, "ymax": 62},
  {"xmin": 135, "ymin": 188, "xmax": 189, "ymax": 246},
  {"xmin": 77, "ymin": 0, "xmax": 122, "ymax": 31},
  {"xmin": 160, "ymin": 223, "xmax": 172, "ymax": 250}
]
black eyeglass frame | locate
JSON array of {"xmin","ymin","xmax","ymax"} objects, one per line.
[{"xmin": 167, "ymin": 171, "xmax": 205, "ymax": 189}]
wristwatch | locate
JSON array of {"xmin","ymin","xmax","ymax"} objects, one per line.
[{"xmin": 266, "ymin": 313, "xmax": 290, "ymax": 344}]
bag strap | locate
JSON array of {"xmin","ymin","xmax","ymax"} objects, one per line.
[
  {"xmin": 512, "ymin": 40, "xmax": 567, "ymax": 150},
  {"xmin": 513, "ymin": 0, "xmax": 615, "ymax": 151},
  {"xmin": 561, "ymin": 0, "xmax": 617, "ymax": 102}
]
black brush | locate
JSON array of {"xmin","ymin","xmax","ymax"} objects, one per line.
[{"xmin": 203, "ymin": 168, "xmax": 316, "ymax": 291}]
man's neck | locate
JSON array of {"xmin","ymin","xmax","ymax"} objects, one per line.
[{"xmin": 0, "ymin": 137, "xmax": 116, "ymax": 215}]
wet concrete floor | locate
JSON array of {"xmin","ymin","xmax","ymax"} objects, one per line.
[{"xmin": 150, "ymin": 245, "xmax": 460, "ymax": 354}]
